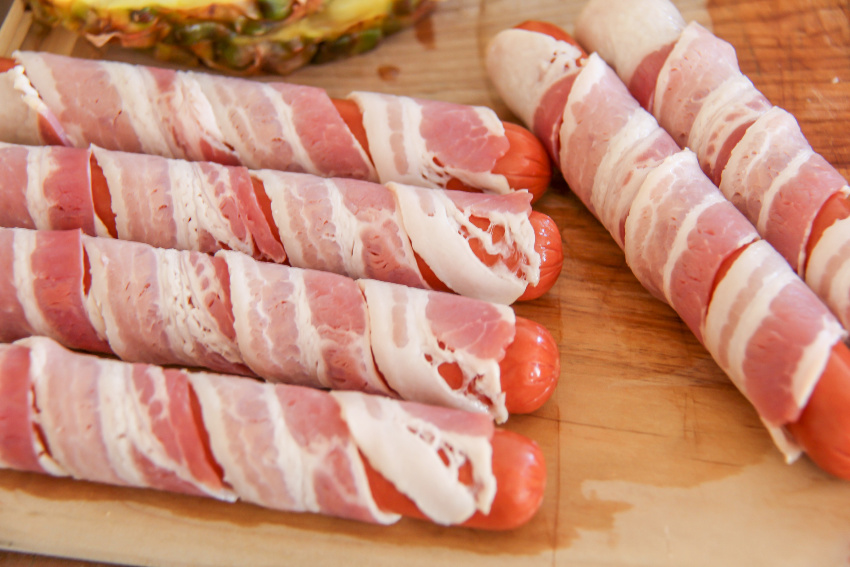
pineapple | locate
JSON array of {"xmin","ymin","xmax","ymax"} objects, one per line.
[{"xmin": 24, "ymin": 0, "xmax": 437, "ymax": 74}]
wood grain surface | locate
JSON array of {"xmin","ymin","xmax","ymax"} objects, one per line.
[{"xmin": 1, "ymin": 0, "xmax": 849, "ymax": 565}]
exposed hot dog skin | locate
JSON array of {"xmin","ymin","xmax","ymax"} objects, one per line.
[
  {"xmin": 500, "ymin": 317, "xmax": 560, "ymax": 414},
  {"xmin": 491, "ymin": 122, "xmax": 552, "ymax": 203},
  {"xmin": 519, "ymin": 211, "xmax": 564, "ymax": 301},
  {"xmin": 786, "ymin": 342, "xmax": 850, "ymax": 479}
]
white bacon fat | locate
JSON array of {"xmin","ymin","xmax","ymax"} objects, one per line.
[
  {"xmin": 360, "ymin": 279, "xmax": 514, "ymax": 423},
  {"xmin": 389, "ymin": 182, "xmax": 540, "ymax": 304},
  {"xmin": 0, "ymin": 65, "xmax": 42, "ymax": 146}
]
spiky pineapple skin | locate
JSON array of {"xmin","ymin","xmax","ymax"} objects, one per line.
[{"xmin": 25, "ymin": 0, "xmax": 436, "ymax": 74}]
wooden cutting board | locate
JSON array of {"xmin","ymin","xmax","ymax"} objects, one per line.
[{"xmin": 1, "ymin": 0, "xmax": 849, "ymax": 565}]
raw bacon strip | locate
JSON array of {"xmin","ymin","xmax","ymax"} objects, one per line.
[
  {"xmin": 574, "ymin": 0, "xmax": 686, "ymax": 108},
  {"xmin": 12, "ymin": 52, "xmax": 236, "ymax": 164},
  {"xmin": 83, "ymin": 237, "xmax": 249, "ymax": 377},
  {"xmin": 719, "ymin": 107, "xmax": 847, "ymax": 272},
  {"xmin": 81, "ymin": 232, "xmax": 399, "ymax": 396},
  {"xmin": 220, "ymin": 250, "xmax": 391, "ymax": 396},
  {"xmin": 0, "ymin": 142, "xmax": 284, "ymax": 261},
  {"xmin": 624, "ymin": 150, "xmax": 758, "ymax": 341},
  {"xmin": 0, "ymin": 51, "xmax": 539, "ymax": 198},
  {"xmin": 29, "ymin": 337, "xmax": 235, "ymax": 499},
  {"xmin": 557, "ymin": 53, "xmax": 643, "ymax": 219},
  {"xmin": 0, "ymin": 142, "xmax": 555, "ymax": 304},
  {"xmin": 189, "ymin": 370, "xmax": 391, "ymax": 523},
  {"xmin": 575, "ymin": 0, "xmax": 850, "ymax": 331},
  {"xmin": 591, "ymin": 110, "xmax": 680, "ymax": 248},
  {"xmin": 0, "ymin": 63, "xmax": 64, "ymax": 146},
  {"xmin": 650, "ymin": 22, "xmax": 743, "ymax": 149},
  {"xmin": 257, "ymin": 170, "xmax": 427, "ymax": 290},
  {"xmin": 91, "ymin": 146, "xmax": 282, "ymax": 260},
  {"xmin": 0, "ymin": 144, "xmax": 33, "ymax": 230},
  {"xmin": 477, "ymin": 29, "xmax": 584, "ymax": 162},
  {"xmin": 0, "ymin": 343, "xmax": 57, "ymax": 474},
  {"xmin": 387, "ymin": 183, "xmax": 540, "ymax": 304},
  {"xmin": 0, "ymin": 228, "xmax": 108, "ymax": 352},
  {"xmin": 0, "ymin": 142, "xmax": 94, "ymax": 234},
  {"xmin": 485, "ymin": 26, "xmax": 847, "ymax": 464},
  {"xmin": 0, "ymin": 336, "xmax": 519, "ymax": 527},
  {"xmin": 189, "ymin": 72, "xmax": 375, "ymax": 180},
  {"xmin": 348, "ymin": 92, "xmax": 512, "ymax": 193},
  {"xmin": 1, "ymin": 226, "xmax": 549, "ymax": 421},
  {"xmin": 807, "ymin": 216, "xmax": 850, "ymax": 328},
  {"xmin": 686, "ymin": 73, "xmax": 771, "ymax": 186},
  {"xmin": 360, "ymin": 279, "xmax": 515, "ymax": 423}
]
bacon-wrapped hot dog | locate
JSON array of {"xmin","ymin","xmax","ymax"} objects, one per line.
[
  {"xmin": 0, "ymin": 336, "xmax": 546, "ymax": 530},
  {"xmin": 575, "ymin": 0, "xmax": 850, "ymax": 330},
  {"xmin": 0, "ymin": 142, "xmax": 561, "ymax": 304},
  {"xmin": 0, "ymin": 51, "xmax": 551, "ymax": 202},
  {"xmin": 0, "ymin": 226, "xmax": 559, "ymax": 422},
  {"xmin": 486, "ymin": 24, "xmax": 850, "ymax": 478}
]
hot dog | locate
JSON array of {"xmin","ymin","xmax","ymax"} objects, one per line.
[
  {"xmin": 0, "ymin": 52, "xmax": 552, "ymax": 201},
  {"xmin": 486, "ymin": 22, "xmax": 850, "ymax": 479},
  {"xmin": 0, "ymin": 226, "xmax": 559, "ymax": 422},
  {"xmin": 0, "ymin": 336, "xmax": 546, "ymax": 530},
  {"xmin": 1, "ymin": 141, "xmax": 562, "ymax": 304},
  {"xmin": 575, "ymin": 0, "xmax": 850, "ymax": 333}
]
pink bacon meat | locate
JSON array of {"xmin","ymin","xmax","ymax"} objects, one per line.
[
  {"xmin": 485, "ymin": 28, "xmax": 846, "ymax": 462},
  {"xmin": 0, "ymin": 142, "xmax": 547, "ymax": 305},
  {"xmin": 0, "ymin": 51, "xmax": 520, "ymax": 196},
  {"xmin": 0, "ymin": 226, "xmax": 525, "ymax": 421},
  {"xmin": 0, "ymin": 336, "xmax": 505, "ymax": 526},
  {"xmin": 575, "ymin": 0, "xmax": 850, "ymax": 330}
]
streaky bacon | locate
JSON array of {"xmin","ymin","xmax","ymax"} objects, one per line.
[
  {"xmin": 0, "ymin": 227, "xmax": 518, "ymax": 421},
  {"xmin": 0, "ymin": 336, "xmax": 500, "ymax": 526},
  {"xmin": 574, "ymin": 0, "xmax": 850, "ymax": 332},
  {"xmin": 2, "ymin": 51, "xmax": 529, "ymax": 199},
  {"xmin": 349, "ymin": 91, "xmax": 512, "ymax": 194},
  {"xmin": 485, "ymin": 23, "xmax": 847, "ymax": 462},
  {"xmin": 0, "ymin": 142, "xmax": 545, "ymax": 304}
]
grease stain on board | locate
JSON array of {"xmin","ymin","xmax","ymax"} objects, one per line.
[
  {"xmin": 377, "ymin": 64, "xmax": 401, "ymax": 81},
  {"xmin": 414, "ymin": 13, "xmax": 436, "ymax": 50}
]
